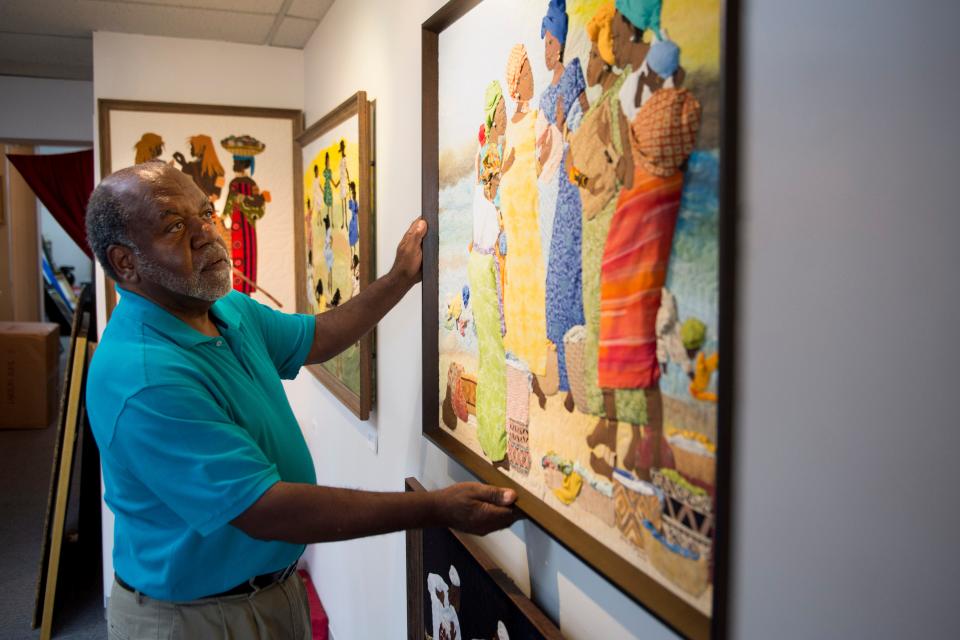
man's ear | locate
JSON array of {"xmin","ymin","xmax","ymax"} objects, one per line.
[{"xmin": 107, "ymin": 244, "xmax": 139, "ymax": 284}]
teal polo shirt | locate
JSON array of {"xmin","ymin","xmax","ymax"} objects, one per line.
[{"xmin": 86, "ymin": 289, "xmax": 317, "ymax": 601}]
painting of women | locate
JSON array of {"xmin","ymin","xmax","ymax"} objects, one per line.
[
  {"xmin": 173, "ymin": 134, "xmax": 225, "ymax": 203},
  {"xmin": 471, "ymin": 80, "xmax": 509, "ymax": 462},
  {"xmin": 539, "ymin": 0, "xmax": 589, "ymax": 409},
  {"xmin": 597, "ymin": 30, "xmax": 701, "ymax": 479},
  {"xmin": 500, "ymin": 44, "xmax": 548, "ymax": 379},
  {"xmin": 133, "ymin": 132, "xmax": 164, "ymax": 164},
  {"xmin": 220, "ymin": 134, "xmax": 270, "ymax": 295},
  {"xmin": 337, "ymin": 139, "xmax": 351, "ymax": 228}
]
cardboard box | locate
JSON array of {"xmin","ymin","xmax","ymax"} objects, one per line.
[{"xmin": 0, "ymin": 322, "xmax": 60, "ymax": 429}]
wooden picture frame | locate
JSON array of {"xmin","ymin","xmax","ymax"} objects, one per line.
[
  {"xmin": 405, "ymin": 477, "xmax": 563, "ymax": 640},
  {"xmin": 295, "ymin": 92, "xmax": 376, "ymax": 420},
  {"xmin": 421, "ymin": 2, "xmax": 739, "ymax": 638},
  {"xmin": 97, "ymin": 99, "xmax": 304, "ymax": 320}
]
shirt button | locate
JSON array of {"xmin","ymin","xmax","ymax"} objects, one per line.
[{"xmin": 216, "ymin": 340, "xmax": 223, "ymax": 347}]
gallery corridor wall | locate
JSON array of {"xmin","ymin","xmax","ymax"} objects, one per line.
[{"xmin": 0, "ymin": 76, "xmax": 93, "ymax": 143}]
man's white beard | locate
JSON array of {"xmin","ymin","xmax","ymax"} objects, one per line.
[{"xmin": 135, "ymin": 246, "xmax": 233, "ymax": 302}]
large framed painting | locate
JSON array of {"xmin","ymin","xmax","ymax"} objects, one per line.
[
  {"xmin": 97, "ymin": 99, "xmax": 303, "ymax": 317},
  {"xmin": 405, "ymin": 477, "xmax": 563, "ymax": 640},
  {"xmin": 421, "ymin": 1, "xmax": 738, "ymax": 637},
  {"xmin": 296, "ymin": 92, "xmax": 375, "ymax": 420}
]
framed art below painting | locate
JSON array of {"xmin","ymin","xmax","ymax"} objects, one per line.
[
  {"xmin": 296, "ymin": 92, "xmax": 376, "ymax": 420},
  {"xmin": 97, "ymin": 99, "xmax": 304, "ymax": 318},
  {"xmin": 405, "ymin": 477, "xmax": 563, "ymax": 640},
  {"xmin": 421, "ymin": 1, "xmax": 738, "ymax": 638}
]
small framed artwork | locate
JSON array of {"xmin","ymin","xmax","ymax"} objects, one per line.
[
  {"xmin": 405, "ymin": 477, "xmax": 563, "ymax": 640},
  {"xmin": 296, "ymin": 93, "xmax": 375, "ymax": 420},
  {"xmin": 97, "ymin": 99, "xmax": 304, "ymax": 318},
  {"xmin": 421, "ymin": 1, "xmax": 738, "ymax": 637}
]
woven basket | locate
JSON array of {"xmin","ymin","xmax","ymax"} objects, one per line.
[
  {"xmin": 642, "ymin": 524, "xmax": 709, "ymax": 597},
  {"xmin": 461, "ymin": 374, "xmax": 478, "ymax": 416},
  {"xmin": 662, "ymin": 516, "xmax": 712, "ymax": 564},
  {"xmin": 507, "ymin": 418, "xmax": 531, "ymax": 474},
  {"xmin": 563, "ymin": 325, "xmax": 587, "ymax": 412},
  {"xmin": 447, "ymin": 362, "xmax": 468, "ymax": 422},
  {"xmin": 613, "ymin": 479, "xmax": 662, "ymax": 549},
  {"xmin": 578, "ymin": 481, "xmax": 615, "ymax": 527},
  {"xmin": 670, "ymin": 443, "xmax": 716, "ymax": 487},
  {"xmin": 506, "ymin": 360, "xmax": 531, "ymax": 425}
]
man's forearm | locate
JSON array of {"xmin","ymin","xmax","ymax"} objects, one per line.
[
  {"xmin": 234, "ymin": 482, "xmax": 440, "ymax": 544},
  {"xmin": 307, "ymin": 270, "xmax": 413, "ymax": 364}
]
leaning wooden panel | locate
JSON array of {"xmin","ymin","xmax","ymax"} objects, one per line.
[
  {"xmin": 296, "ymin": 93, "xmax": 376, "ymax": 420},
  {"xmin": 32, "ymin": 285, "xmax": 91, "ymax": 629},
  {"xmin": 405, "ymin": 478, "xmax": 563, "ymax": 640},
  {"xmin": 421, "ymin": 1, "xmax": 739, "ymax": 637},
  {"xmin": 97, "ymin": 99, "xmax": 304, "ymax": 320},
  {"xmin": 38, "ymin": 319, "xmax": 90, "ymax": 640}
]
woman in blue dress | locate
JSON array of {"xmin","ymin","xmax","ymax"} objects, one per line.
[{"xmin": 538, "ymin": 0, "xmax": 589, "ymax": 411}]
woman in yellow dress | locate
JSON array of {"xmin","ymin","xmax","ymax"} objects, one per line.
[{"xmin": 499, "ymin": 44, "xmax": 548, "ymax": 379}]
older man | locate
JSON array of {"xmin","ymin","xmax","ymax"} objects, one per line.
[{"xmin": 85, "ymin": 162, "xmax": 517, "ymax": 639}]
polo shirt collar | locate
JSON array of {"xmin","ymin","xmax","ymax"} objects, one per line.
[{"xmin": 114, "ymin": 288, "xmax": 242, "ymax": 349}]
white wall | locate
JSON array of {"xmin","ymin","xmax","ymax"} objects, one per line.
[
  {"xmin": 0, "ymin": 75, "xmax": 93, "ymax": 143},
  {"xmin": 92, "ymin": 30, "xmax": 305, "ymax": 601},
  {"xmin": 732, "ymin": 0, "xmax": 959, "ymax": 637}
]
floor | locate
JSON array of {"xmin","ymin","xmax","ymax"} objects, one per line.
[{"xmin": 0, "ymin": 337, "xmax": 107, "ymax": 639}]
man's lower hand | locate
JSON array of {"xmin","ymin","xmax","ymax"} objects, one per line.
[{"xmin": 433, "ymin": 482, "xmax": 519, "ymax": 536}]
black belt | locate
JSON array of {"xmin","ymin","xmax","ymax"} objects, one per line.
[{"xmin": 115, "ymin": 563, "xmax": 298, "ymax": 600}]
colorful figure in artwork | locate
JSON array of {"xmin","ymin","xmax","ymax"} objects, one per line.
[
  {"xmin": 347, "ymin": 180, "xmax": 359, "ymax": 256},
  {"xmin": 680, "ymin": 317, "xmax": 718, "ymax": 402},
  {"xmin": 220, "ymin": 135, "xmax": 270, "ymax": 295},
  {"xmin": 594, "ymin": 6, "xmax": 701, "ymax": 480},
  {"xmin": 322, "ymin": 152, "xmax": 335, "ymax": 222},
  {"xmin": 337, "ymin": 140, "xmax": 351, "ymax": 229},
  {"xmin": 172, "ymin": 135, "xmax": 225, "ymax": 203},
  {"xmin": 470, "ymin": 80, "xmax": 509, "ymax": 463},
  {"xmin": 500, "ymin": 44, "xmax": 550, "ymax": 385},
  {"xmin": 539, "ymin": 0, "xmax": 589, "ymax": 411},
  {"xmin": 133, "ymin": 133, "xmax": 164, "ymax": 164}
]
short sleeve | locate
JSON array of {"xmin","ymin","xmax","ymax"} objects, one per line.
[
  {"xmin": 236, "ymin": 294, "xmax": 316, "ymax": 379},
  {"xmin": 111, "ymin": 384, "xmax": 281, "ymax": 536}
]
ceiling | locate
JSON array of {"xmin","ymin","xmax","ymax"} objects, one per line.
[{"xmin": 0, "ymin": 0, "xmax": 334, "ymax": 81}]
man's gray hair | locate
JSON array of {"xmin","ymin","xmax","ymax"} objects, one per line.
[
  {"xmin": 85, "ymin": 181, "xmax": 132, "ymax": 281},
  {"xmin": 85, "ymin": 162, "xmax": 165, "ymax": 281}
]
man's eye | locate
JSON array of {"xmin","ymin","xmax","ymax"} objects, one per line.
[
  {"xmin": 169, "ymin": 222, "xmax": 184, "ymax": 233},
  {"xmin": 202, "ymin": 209, "xmax": 214, "ymax": 219}
]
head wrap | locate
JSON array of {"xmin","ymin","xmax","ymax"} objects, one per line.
[
  {"xmin": 541, "ymin": 0, "xmax": 568, "ymax": 45},
  {"xmin": 586, "ymin": 3, "xmax": 616, "ymax": 66},
  {"xmin": 505, "ymin": 44, "xmax": 529, "ymax": 100},
  {"xmin": 484, "ymin": 80, "xmax": 503, "ymax": 134},
  {"xmin": 647, "ymin": 35, "xmax": 680, "ymax": 78},
  {"xmin": 631, "ymin": 88, "xmax": 701, "ymax": 177},
  {"xmin": 615, "ymin": 0, "xmax": 661, "ymax": 32}
]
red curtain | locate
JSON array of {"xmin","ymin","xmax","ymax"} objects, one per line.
[{"xmin": 7, "ymin": 149, "xmax": 94, "ymax": 259}]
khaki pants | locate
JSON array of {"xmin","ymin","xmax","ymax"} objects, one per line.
[{"xmin": 107, "ymin": 572, "xmax": 311, "ymax": 640}]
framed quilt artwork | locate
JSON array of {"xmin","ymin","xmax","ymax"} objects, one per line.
[
  {"xmin": 97, "ymin": 99, "xmax": 304, "ymax": 318},
  {"xmin": 296, "ymin": 93, "xmax": 375, "ymax": 420},
  {"xmin": 421, "ymin": 1, "xmax": 738, "ymax": 637},
  {"xmin": 405, "ymin": 478, "xmax": 563, "ymax": 640}
]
